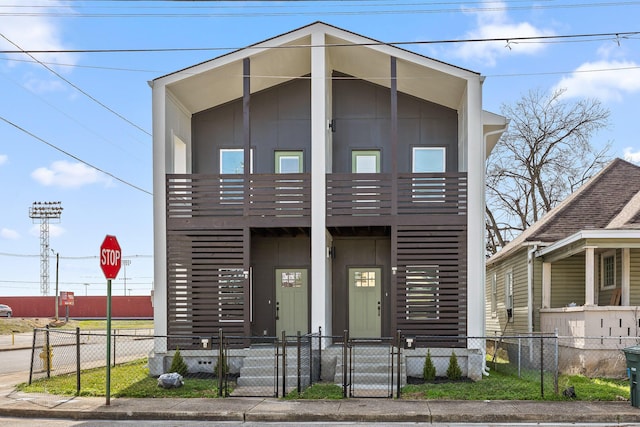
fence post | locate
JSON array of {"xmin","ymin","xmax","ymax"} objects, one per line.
[
  {"xmin": 28, "ymin": 328, "xmax": 37, "ymax": 385},
  {"xmin": 540, "ymin": 334, "xmax": 544, "ymax": 398},
  {"xmin": 281, "ymin": 330, "xmax": 287, "ymax": 397},
  {"xmin": 218, "ymin": 329, "xmax": 224, "ymax": 397},
  {"xmin": 112, "ymin": 329, "xmax": 117, "ymax": 367},
  {"xmin": 342, "ymin": 330, "xmax": 348, "ymax": 398},
  {"xmin": 318, "ymin": 326, "xmax": 322, "ymax": 383},
  {"xmin": 45, "ymin": 325, "xmax": 51, "ymax": 378},
  {"xmin": 396, "ymin": 330, "xmax": 402, "ymax": 399},
  {"xmin": 518, "ymin": 337, "xmax": 521, "ymax": 378},
  {"xmin": 76, "ymin": 327, "xmax": 81, "ymax": 395},
  {"xmin": 554, "ymin": 328, "xmax": 559, "ymax": 395},
  {"xmin": 297, "ymin": 331, "xmax": 301, "ymax": 394}
]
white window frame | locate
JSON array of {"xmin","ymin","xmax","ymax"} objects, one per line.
[
  {"xmin": 412, "ymin": 147, "xmax": 446, "ymax": 173},
  {"xmin": 600, "ymin": 250, "xmax": 616, "ymax": 290},
  {"xmin": 275, "ymin": 150, "xmax": 303, "ymax": 174},
  {"xmin": 411, "ymin": 147, "xmax": 446, "ymax": 202}
]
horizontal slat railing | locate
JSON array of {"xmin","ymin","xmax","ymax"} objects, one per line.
[
  {"xmin": 397, "ymin": 172, "xmax": 467, "ymax": 215},
  {"xmin": 167, "ymin": 174, "xmax": 311, "ymax": 219},
  {"xmin": 168, "ymin": 172, "xmax": 466, "ymax": 220},
  {"xmin": 326, "ymin": 173, "xmax": 393, "ymax": 216}
]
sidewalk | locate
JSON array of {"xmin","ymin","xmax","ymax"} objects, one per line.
[{"xmin": 0, "ymin": 380, "xmax": 639, "ymax": 423}]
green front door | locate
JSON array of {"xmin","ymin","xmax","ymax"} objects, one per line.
[
  {"xmin": 348, "ymin": 267, "xmax": 381, "ymax": 338},
  {"xmin": 275, "ymin": 268, "xmax": 308, "ymax": 335}
]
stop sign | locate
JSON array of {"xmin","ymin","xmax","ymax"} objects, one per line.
[{"xmin": 100, "ymin": 235, "xmax": 122, "ymax": 280}]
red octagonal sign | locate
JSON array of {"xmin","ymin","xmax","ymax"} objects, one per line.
[{"xmin": 100, "ymin": 235, "xmax": 122, "ymax": 280}]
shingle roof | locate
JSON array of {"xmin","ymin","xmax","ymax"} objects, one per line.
[{"xmin": 487, "ymin": 158, "xmax": 640, "ymax": 264}]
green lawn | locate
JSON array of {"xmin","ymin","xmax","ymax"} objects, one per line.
[
  {"xmin": 17, "ymin": 359, "xmax": 223, "ymax": 398},
  {"xmin": 17, "ymin": 357, "xmax": 630, "ymax": 401}
]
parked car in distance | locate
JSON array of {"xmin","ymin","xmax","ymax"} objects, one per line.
[{"xmin": 0, "ymin": 304, "xmax": 12, "ymax": 317}]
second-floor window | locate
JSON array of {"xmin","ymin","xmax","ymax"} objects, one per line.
[
  {"xmin": 352, "ymin": 150, "xmax": 380, "ymax": 173},
  {"xmin": 412, "ymin": 147, "xmax": 445, "ymax": 173},
  {"xmin": 275, "ymin": 151, "xmax": 303, "ymax": 173},
  {"xmin": 220, "ymin": 148, "xmax": 253, "ymax": 174},
  {"xmin": 412, "ymin": 147, "xmax": 445, "ymax": 202}
]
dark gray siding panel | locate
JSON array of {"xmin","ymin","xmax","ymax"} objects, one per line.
[
  {"xmin": 332, "ymin": 74, "xmax": 458, "ymax": 174},
  {"xmin": 192, "ymin": 78, "xmax": 311, "ymax": 174}
]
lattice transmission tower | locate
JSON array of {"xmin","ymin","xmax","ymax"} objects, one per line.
[{"xmin": 29, "ymin": 201, "xmax": 63, "ymax": 296}]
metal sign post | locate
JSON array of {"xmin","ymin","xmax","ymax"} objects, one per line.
[{"xmin": 100, "ymin": 235, "xmax": 121, "ymax": 406}]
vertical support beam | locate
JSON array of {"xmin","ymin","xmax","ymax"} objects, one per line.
[
  {"xmin": 542, "ymin": 262, "xmax": 551, "ymax": 309},
  {"xmin": 622, "ymin": 248, "xmax": 630, "ymax": 306},
  {"xmin": 585, "ymin": 247, "xmax": 595, "ymax": 306},
  {"xmin": 390, "ymin": 57, "xmax": 399, "ymax": 334},
  {"xmin": 243, "ymin": 57, "xmax": 251, "ymax": 217},
  {"xmin": 390, "ymin": 56, "xmax": 398, "ymax": 216},
  {"xmin": 466, "ymin": 77, "xmax": 484, "ymax": 343},
  {"xmin": 151, "ymin": 79, "xmax": 168, "ymax": 350},
  {"xmin": 310, "ymin": 30, "xmax": 328, "ymax": 336}
]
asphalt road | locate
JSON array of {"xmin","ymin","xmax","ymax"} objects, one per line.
[{"xmin": 0, "ymin": 419, "xmax": 635, "ymax": 427}]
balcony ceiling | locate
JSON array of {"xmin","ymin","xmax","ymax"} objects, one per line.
[{"xmin": 160, "ymin": 22, "xmax": 475, "ymax": 114}]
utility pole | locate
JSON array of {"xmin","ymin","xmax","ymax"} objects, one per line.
[
  {"xmin": 52, "ymin": 250, "xmax": 59, "ymax": 321},
  {"xmin": 29, "ymin": 201, "xmax": 63, "ymax": 296}
]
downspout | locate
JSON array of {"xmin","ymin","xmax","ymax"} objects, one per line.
[
  {"xmin": 527, "ymin": 244, "xmax": 538, "ymax": 335},
  {"xmin": 481, "ymin": 125, "xmax": 509, "ymax": 377}
]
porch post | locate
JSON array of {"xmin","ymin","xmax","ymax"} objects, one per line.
[
  {"xmin": 542, "ymin": 262, "xmax": 551, "ymax": 309},
  {"xmin": 585, "ymin": 247, "xmax": 595, "ymax": 306},
  {"xmin": 310, "ymin": 29, "xmax": 328, "ymax": 337},
  {"xmin": 622, "ymin": 248, "xmax": 630, "ymax": 306}
]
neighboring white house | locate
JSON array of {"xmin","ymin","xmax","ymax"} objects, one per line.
[{"xmin": 150, "ymin": 21, "xmax": 507, "ymax": 382}]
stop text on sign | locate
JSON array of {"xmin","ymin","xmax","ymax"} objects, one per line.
[{"xmin": 101, "ymin": 248, "xmax": 121, "ymax": 265}]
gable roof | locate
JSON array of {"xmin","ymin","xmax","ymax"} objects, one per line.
[
  {"xmin": 487, "ymin": 158, "xmax": 640, "ymax": 265},
  {"xmin": 151, "ymin": 21, "xmax": 481, "ymax": 113}
]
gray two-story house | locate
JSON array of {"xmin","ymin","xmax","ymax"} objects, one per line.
[{"xmin": 150, "ymin": 22, "xmax": 507, "ymax": 381}]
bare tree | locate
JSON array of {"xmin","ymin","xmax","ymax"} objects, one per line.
[{"xmin": 486, "ymin": 88, "xmax": 611, "ymax": 255}]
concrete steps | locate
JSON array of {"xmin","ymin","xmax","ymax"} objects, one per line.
[
  {"xmin": 234, "ymin": 345, "xmax": 310, "ymax": 395},
  {"xmin": 334, "ymin": 345, "xmax": 406, "ymax": 397}
]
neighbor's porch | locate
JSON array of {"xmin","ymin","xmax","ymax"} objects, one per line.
[{"xmin": 536, "ymin": 231, "xmax": 640, "ymax": 348}]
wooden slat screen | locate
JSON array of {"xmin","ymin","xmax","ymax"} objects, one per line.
[
  {"xmin": 397, "ymin": 173, "xmax": 467, "ymax": 216},
  {"xmin": 167, "ymin": 229, "xmax": 247, "ymax": 349},
  {"xmin": 395, "ymin": 225, "xmax": 467, "ymax": 346}
]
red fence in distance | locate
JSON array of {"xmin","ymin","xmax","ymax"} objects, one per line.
[{"xmin": 0, "ymin": 296, "xmax": 153, "ymax": 319}]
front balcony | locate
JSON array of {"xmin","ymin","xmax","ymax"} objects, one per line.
[{"xmin": 166, "ymin": 172, "xmax": 467, "ymax": 228}]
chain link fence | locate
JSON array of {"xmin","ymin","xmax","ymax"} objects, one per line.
[{"xmin": 12, "ymin": 327, "xmax": 634, "ymax": 407}]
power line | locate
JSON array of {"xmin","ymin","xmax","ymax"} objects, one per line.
[
  {"xmin": 0, "ymin": 33, "xmax": 151, "ymax": 137},
  {"xmin": 0, "ymin": 115, "xmax": 153, "ymax": 196},
  {"xmin": 1, "ymin": 31, "xmax": 639, "ymax": 55},
  {"xmin": 3, "ymin": 1, "xmax": 640, "ymax": 18}
]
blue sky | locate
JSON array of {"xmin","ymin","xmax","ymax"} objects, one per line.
[{"xmin": 1, "ymin": 1, "xmax": 640, "ymax": 297}]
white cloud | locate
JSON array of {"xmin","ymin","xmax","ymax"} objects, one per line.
[
  {"xmin": 29, "ymin": 224, "xmax": 65, "ymax": 238},
  {"xmin": 0, "ymin": 228, "xmax": 20, "ymax": 240},
  {"xmin": 0, "ymin": 154, "xmax": 7, "ymax": 165},
  {"xmin": 552, "ymin": 60, "xmax": 640, "ymax": 102},
  {"xmin": 623, "ymin": 147, "xmax": 640, "ymax": 164},
  {"xmin": 0, "ymin": 1, "xmax": 77, "ymax": 85},
  {"xmin": 31, "ymin": 160, "xmax": 111, "ymax": 189},
  {"xmin": 450, "ymin": 1, "xmax": 555, "ymax": 66}
]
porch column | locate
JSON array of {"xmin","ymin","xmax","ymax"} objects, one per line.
[
  {"xmin": 542, "ymin": 262, "xmax": 551, "ymax": 308},
  {"xmin": 622, "ymin": 248, "xmax": 630, "ymax": 306},
  {"xmin": 585, "ymin": 247, "xmax": 595, "ymax": 306},
  {"xmin": 310, "ymin": 30, "xmax": 329, "ymax": 336}
]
